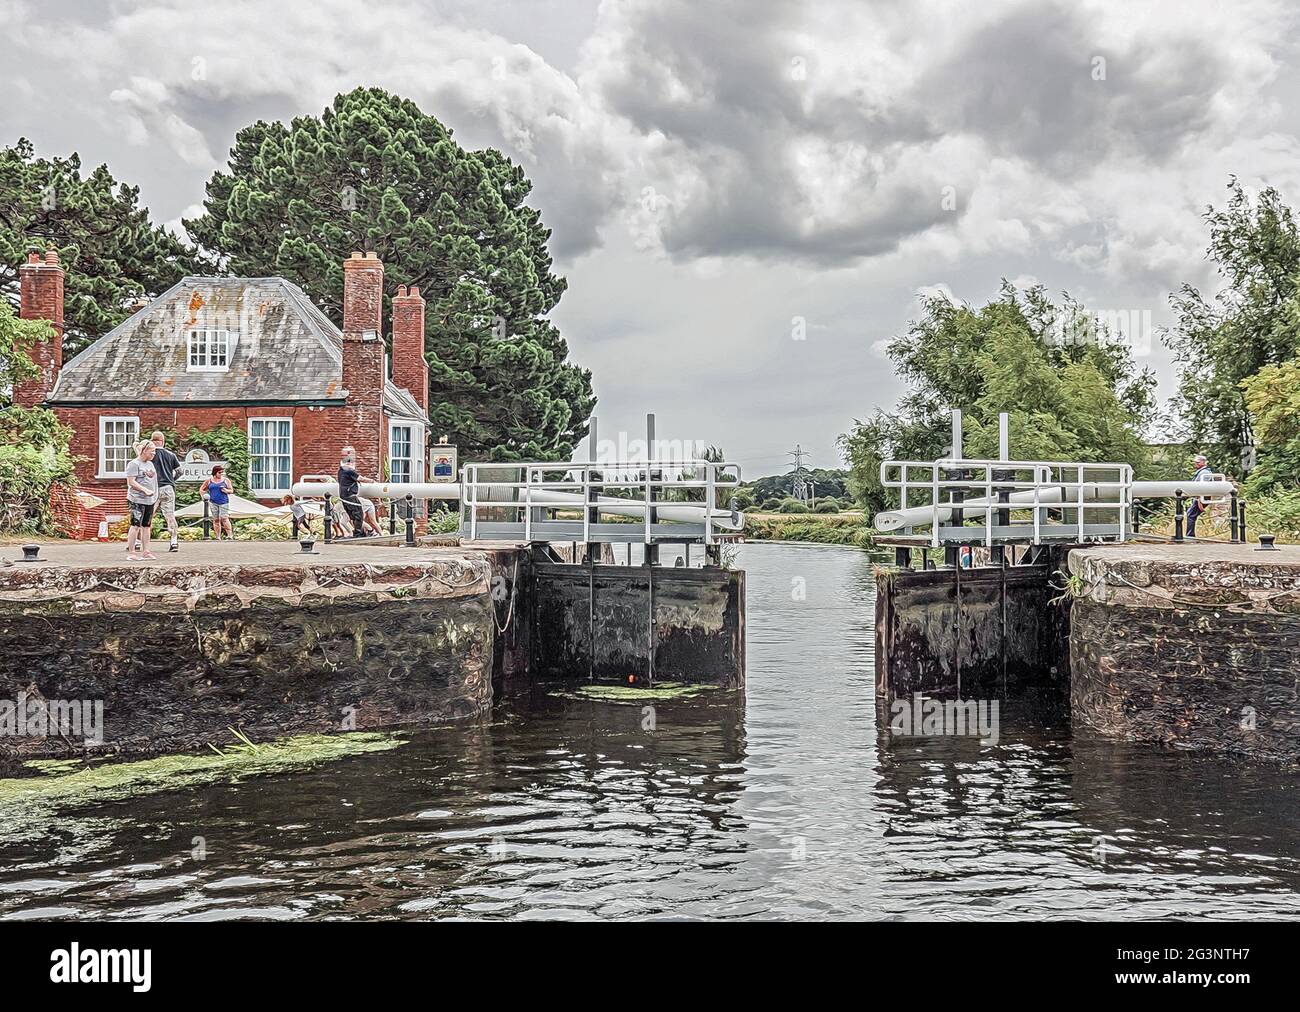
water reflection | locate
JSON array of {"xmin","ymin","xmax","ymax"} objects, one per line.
[{"xmin": 0, "ymin": 543, "xmax": 1297, "ymax": 920}]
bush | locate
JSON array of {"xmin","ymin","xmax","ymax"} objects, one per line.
[
  {"xmin": 778, "ymin": 497, "xmax": 810, "ymax": 514},
  {"xmin": 0, "ymin": 406, "xmax": 76, "ymax": 535},
  {"xmin": 813, "ymin": 499, "xmax": 840, "ymax": 513}
]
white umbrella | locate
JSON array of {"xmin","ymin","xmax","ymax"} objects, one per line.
[{"xmin": 174, "ymin": 493, "xmax": 272, "ymax": 520}]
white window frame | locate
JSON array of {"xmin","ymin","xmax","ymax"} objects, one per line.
[
  {"xmin": 248, "ymin": 417, "xmax": 293, "ymax": 496},
  {"xmin": 98, "ymin": 415, "xmax": 139, "ymax": 478},
  {"xmin": 388, "ymin": 420, "xmax": 424, "ymax": 484},
  {"xmin": 187, "ymin": 328, "xmax": 233, "ymax": 371}
]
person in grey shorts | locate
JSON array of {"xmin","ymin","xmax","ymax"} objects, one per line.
[
  {"xmin": 151, "ymin": 431, "xmax": 182, "ymax": 552},
  {"xmin": 200, "ymin": 465, "xmax": 235, "ymax": 540}
]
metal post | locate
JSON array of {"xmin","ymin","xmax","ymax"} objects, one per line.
[
  {"xmin": 645, "ymin": 412, "xmax": 659, "ymax": 566},
  {"xmin": 202, "ymin": 498, "xmax": 211, "ymax": 541},
  {"xmin": 1230, "ymin": 491, "xmax": 1240, "ymax": 543},
  {"xmin": 1239, "ymin": 499, "xmax": 1247, "ymax": 542},
  {"xmin": 403, "ymin": 493, "xmax": 417, "ymax": 547},
  {"xmin": 997, "ymin": 411, "xmax": 1009, "ymax": 460},
  {"xmin": 389, "ymin": 498, "xmax": 397, "ymax": 536},
  {"xmin": 1173, "ymin": 490, "xmax": 1184, "ymax": 542},
  {"xmin": 323, "ymin": 494, "xmax": 334, "ymax": 544}
]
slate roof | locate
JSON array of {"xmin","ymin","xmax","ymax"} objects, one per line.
[{"xmin": 48, "ymin": 276, "xmax": 428, "ymax": 421}]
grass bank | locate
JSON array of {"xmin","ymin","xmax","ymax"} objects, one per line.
[{"xmin": 743, "ymin": 512, "xmax": 876, "ymax": 548}]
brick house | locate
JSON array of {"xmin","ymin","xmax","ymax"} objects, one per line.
[{"xmin": 13, "ymin": 250, "xmax": 432, "ymax": 523}]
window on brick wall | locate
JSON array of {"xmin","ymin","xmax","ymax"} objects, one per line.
[
  {"xmin": 99, "ymin": 416, "xmax": 139, "ymax": 477},
  {"xmin": 248, "ymin": 417, "xmax": 292, "ymax": 494},
  {"xmin": 187, "ymin": 329, "xmax": 232, "ymax": 371},
  {"xmin": 389, "ymin": 421, "xmax": 423, "ymax": 484}
]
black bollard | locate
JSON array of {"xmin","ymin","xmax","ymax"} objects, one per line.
[
  {"xmin": 324, "ymin": 494, "xmax": 334, "ymax": 544},
  {"xmin": 1230, "ymin": 492, "xmax": 1240, "ymax": 543},
  {"xmin": 1257, "ymin": 533, "xmax": 1280, "ymax": 551},
  {"xmin": 1239, "ymin": 499, "xmax": 1247, "ymax": 543},
  {"xmin": 389, "ymin": 500, "xmax": 397, "ymax": 536},
  {"xmin": 1173, "ymin": 490, "xmax": 1184, "ymax": 542},
  {"xmin": 202, "ymin": 498, "xmax": 211, "ymax": 541},
  {"xmin": 403, "ymin": 493, "xmax": 417, "ymax": 547}
]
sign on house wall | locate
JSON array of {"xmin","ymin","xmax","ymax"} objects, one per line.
[
  {"xmin": 178, "ymin": 448, "xmax": 229, "ymax": 482},
  {"xmin": 431, "ymin": 442, "xmax": 457, "ymax": 482}
]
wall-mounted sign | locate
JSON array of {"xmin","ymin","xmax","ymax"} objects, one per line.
[
  {"xmin": 178, "ymin": 447, "xmax": 229, "ymax": 482},
  {"xmin": 431, "ymin": 441, "xmax": 457, "ymax": 482}
]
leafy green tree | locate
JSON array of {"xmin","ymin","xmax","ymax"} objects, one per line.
[
  {"xmin": 1167, "ymin": 178, "xmax": 1300, "ymax": 471},
  {"xmin": 186, "ymin": 87, "xmax": 594, "ymax": 461},
  {"xmin": 1240, "ymin": 357, "xmax": 1300, "ymax": 495},
  {"xmin": 840, "ymin": 282, "xmax": 1155, "ymax": 515},
  {"xmin": 0, "ymin": 138, "xmax": 198, "ymax": 355},
  {"xmin": 0, "ymin": 300, "xmax": 74, "ymax": 533},
  {"xmin": 0, "ymin": 297, "xmax": 40, "ymax": 401}
]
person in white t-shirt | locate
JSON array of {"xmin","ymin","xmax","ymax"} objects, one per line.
[{"xmin": 124, "ymin": 440, "xmax": 159, "ymax": 561}]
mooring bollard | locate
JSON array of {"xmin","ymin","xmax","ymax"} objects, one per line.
[
  {"xmin": 323, "ymin": 494, "xmax": 334, "ymax": 544},
  {"xmin": 19, "ymin": 544, "xmax": 40, "ymax": 562},
  {"xmin": 403, "ymin": 493, "xmax": 417, "ymax": 547},
  {"xmin": 1230, "ymin": 491, "xmax": 1240, "ymax": 543},
  {"xmin": 1173, "ymin": 490, "xmax": 1185, "ymax": 542},
  {"xmin": 202, "ymin": 498, "xmax": 211, "ymax": 541},
  {"xmin": 1257, "ymin": 533, "xmax": 1280, "ymax": 551}
]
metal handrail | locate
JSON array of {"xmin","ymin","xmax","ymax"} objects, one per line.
[
  {"xmin": 878, "ymin": 457, "xmax": 1133, "ymax": 547},
  {"xmin": 462, "ymin": 459, "xmax": 742, "ymax": 545}
]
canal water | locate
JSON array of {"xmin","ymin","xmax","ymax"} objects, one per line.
[{"xmin": 2, "ymin": 543, "xmax": 1298, "ymax": 920}]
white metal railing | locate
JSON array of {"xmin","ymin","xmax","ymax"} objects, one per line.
[
  {"xmin": 461, "ymin": 459, "xmax": 743, "ymax": 545},
  {"xmin": 877, "ymin": 458, "xmax": 1134, "ymax": 546}
]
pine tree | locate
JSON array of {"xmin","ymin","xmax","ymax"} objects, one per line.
[
  {"xmin": 0, "ymin": 138, "xmax": 199, "ymax": 355},
  {"xmin": 186, "ymin": 87, "xmax": 595, "ymax": 461}
]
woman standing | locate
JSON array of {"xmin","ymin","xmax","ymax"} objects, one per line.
[
  {"xmin": 124, "ymin": 440, "xmax": 159, "ymax": 561},
  {"xmin": 200, "ymin": 465, "xmax": 235, "ymax": 541}
]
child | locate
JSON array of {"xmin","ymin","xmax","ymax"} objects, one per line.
[
  {"xmin": 200, "ymin": 465, "xmax": 235, "ymax": 540},
  {"xmin": 124, "ymin": 440, "xmax": 159, "ymax": 561},
  {"xmin": 358, "ymin": 496, "xmax": 383, "ymax": 536},
  {"xmin": 281, "ymin": 494, "xmax": 313, "ymax": 536}
]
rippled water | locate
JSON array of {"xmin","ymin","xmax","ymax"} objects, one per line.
[{"xmin": 2, "ymin": 543, "xmax": 1298, "ymax": 920}]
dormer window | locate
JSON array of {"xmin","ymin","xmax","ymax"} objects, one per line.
[{"xmin": 188, "ymin": 329, "xmax": 232, "ymax": 371}]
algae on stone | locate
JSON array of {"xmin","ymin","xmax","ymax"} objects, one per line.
[
  {"xmin": 551, "ymin": 681, "xmax": 719, "ymax": 703},
  {"xmin": 0, "ymin": 731, "xmax": 404, "ymax": 844}
]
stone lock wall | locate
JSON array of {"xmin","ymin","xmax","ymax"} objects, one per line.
[
  {"xmin": 0, "ymin": 554, "xmax": 496, "ymax": 761},
  {"xmin": 1069, "ymin": 545, "xmax": 1300, "ymax": 763}
]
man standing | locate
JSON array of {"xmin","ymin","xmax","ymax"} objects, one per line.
[
  {"xmin": 338, "ymin": 446, "xmax": 368, "ymax": 538},
  {"xmin": 151, "ymin": 431, "xmax": 182, "ymax": 552},
  {"xmin": 1185, "ymin": 453, "xmax": 1215, "ymax": 538}
]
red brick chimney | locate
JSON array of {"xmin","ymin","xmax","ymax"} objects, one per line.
[
  {"xmin": 391, "ymin": 285, "xmax": 428, "ymax": 417},
  {"xmin": 14, "ymin": 250, "xmax": 64, "ymax": 407},
  {"xmin": 341, "ymin": 251, "xmax": 386, "ymax": 476}
]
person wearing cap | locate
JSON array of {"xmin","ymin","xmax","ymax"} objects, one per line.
[{"xmin": 1185, "ymin": 453, "xmax": 1215, "ymax": 538}]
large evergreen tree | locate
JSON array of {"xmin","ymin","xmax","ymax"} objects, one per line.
[
  {"xmin": 0, "ymin": 138, "xmax": 198, "ymax": 355},
  {"xmin": 186, "ymin": 87, "xmax": 594, "ymax": 461},
  {"xmin": 840, "ymin": 282, "xmax": 1155, "ymax": 515}
]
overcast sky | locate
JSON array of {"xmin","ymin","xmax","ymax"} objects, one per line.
[{"xmin": 5, "ymin": 0, "xmax": 1300, "ymax": 475}]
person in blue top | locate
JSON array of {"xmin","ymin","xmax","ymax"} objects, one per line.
[
  {"xmin": 1185, "ymin": 453, "xmax": 1215, "ymax": 538},
  {"xmin": 201, "ymin": 464, "xmax": 235, "ymax": 540}
]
